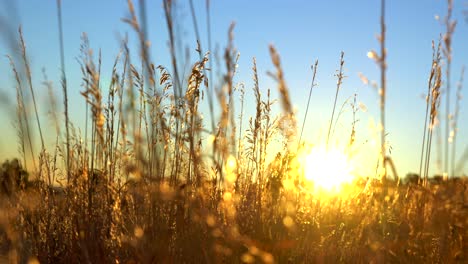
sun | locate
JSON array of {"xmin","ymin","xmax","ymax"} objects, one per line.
[{"xmin": 302, "ymin": 146, "xmax": 355, "ymax": 191}]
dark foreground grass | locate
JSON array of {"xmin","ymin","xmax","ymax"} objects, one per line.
[{"xmin": 1, "ymin": 159, "xmax": 467, "ymax": 263}]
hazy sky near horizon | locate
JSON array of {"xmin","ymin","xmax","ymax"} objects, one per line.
[{"xmin": 0, "ymin": 0, "xmax": 467, "ymax": 177}]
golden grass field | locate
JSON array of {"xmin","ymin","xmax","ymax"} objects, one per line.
[{"xmin": 0, "ymin": 0, "xmax": 467, "ymax": 263}]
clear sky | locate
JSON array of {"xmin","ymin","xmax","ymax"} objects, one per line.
[{"xmin": 0, "ymin": 0, "xmax": 467, "ymax": 177}]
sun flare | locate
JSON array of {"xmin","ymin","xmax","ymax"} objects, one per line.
[{"xmin": 303, "ymin": 146, "xmax": 355, "ymax": 191}]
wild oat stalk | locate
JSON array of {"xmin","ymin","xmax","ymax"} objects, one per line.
[
  {"xmin": 185, "ymin": 52, "xmax": 209, "ymax": 186},
  {"xmin": 211, "ymin": 23, "xmax": 238, "ymax": 186},
  {"xmin": 248, "ymin": 58, "xmax": 262, "ymax": 180},
  {"xmin": 80, "ymin": 42, "xmax": 105, "ymax": 171},
  {"xmin": 189, "ymin": 0, "xmax": 215, "ymax": 136},
  {"xmin": 105, "ymin": 52, "xmax": 122, "ymax": 181},
  {"xmin": 269, "ymin": 45, "xmax": 296, "ymax": 145},
  {"xmin": 419, "ymin": 40, "xmax": 440, "ymax": 180},
  {"xmin": 78, "ymin": 33, "xmax": 91, "ymax": 171},
  {"xmin": 424, "ymin": 54, "xmax": 443, "ymax": 184}
]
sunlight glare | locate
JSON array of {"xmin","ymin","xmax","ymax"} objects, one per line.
[{"xmin": 303, "ymin": 146, "xmax": 355, "ymax": 191}]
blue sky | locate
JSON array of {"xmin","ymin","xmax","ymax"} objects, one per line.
[{"xmin": 0, "ymin": 0, "xmax": 467, "ymax": 177}]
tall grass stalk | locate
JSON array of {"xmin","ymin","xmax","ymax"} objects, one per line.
[
  {"xmin": 205, "ymin": 0, "xmax": 215, "ymax": 135},
  {"xmin": 443, "ymin": 0, "xmax": 456, "ymax": 178},
  {"xmin": 224, "ymin": 23, "xmax": 238, "ymax": 157},
  {"xmin": 269, "ymin": 45, "xmax": 296, "ymax": 145},
  {"xmin": 7, "ymin": 55, "xmax": 36, "ymax": 172},
  {"xmin": 56, "ymin": 0, "xmax": 70, "ymax": 183},
  {"xmin": 19, "ymin": 27, "xmax": 46, "ymax": 154},
  {"xmin": 455, "ymin": 146, "xmax": 468, "ymax": 174},
  {"xmin": 42, "ymin": 69, "xmax": 60, "ymax": 185},
  {"xmin": 237, "ymin": 84, "xmax": 245, "ymax": 161},
  {"xmin": 250, "ymin": 57, "xmax": 261, "ymax": 178},
  {"xmin": 189, "ymin": 0, "xmax": 215, "ymax": 137},
  {"xmin": 298, "ymin": 60, "xmax": 318, "ymax": 149},
  {"xmin": 419, "ymin": 40, "xmax": 439, "ymax": 181},
  {"xmin": 327, "ymin": 52, "xmax": 344, "ymax": 150},
  {"xmin": 424, "ymin": 54, "xmax": 442, "ymax": 184},
  {"xmin": 163, "ymin": 0, "xmax": 184, "ymax": 183},
  {"xmin": 451, "ymin": 66, "xmax": 464, "ymax": 176},
  {"xmin": 369, "ymin": 0, "xmax": 388, "ymax": 180},
  {"xmin": 379, "ymin": 0, "xmax": 387, "ymax": 180},
  {"xmin": 14, "ymin": 69, "xmax": 27, "ymax": 172},
  {"xmin": 261, "ymin": 89, "xmax": 275, "ymax": 175}
]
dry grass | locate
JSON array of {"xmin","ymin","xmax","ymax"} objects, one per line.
[{"xmin": 0, "ymin": 0, "xmax": 467, "ymax": 263}]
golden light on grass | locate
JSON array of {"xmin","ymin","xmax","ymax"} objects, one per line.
[
  {"xmin": 302, "ymin": 146, "xmax": 355, "ymax": 191},
  {"xmin": 225, "ymin": 155, "xmax": 238, "ymax": 183},
  {"xmin": 134, "ymin": 226, "xmax": 144, "ymax": 239},
  {"xmin": 0, "ymin": 0, "xmax": 465, "ymax": 262}
]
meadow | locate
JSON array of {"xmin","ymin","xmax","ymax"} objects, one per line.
[{"xmin": 0, "ymin": 0, "xmax": 467, "ymax": 263}]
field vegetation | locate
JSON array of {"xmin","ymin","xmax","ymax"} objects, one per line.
[{"xmin": 0, "ymin": 0, "xmax": 467, "ymax": 263}]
